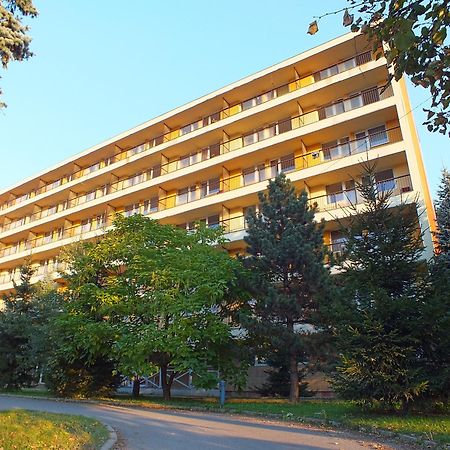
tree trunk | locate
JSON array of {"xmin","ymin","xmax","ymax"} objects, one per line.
[
  {"xmin": 289, "ymin": 350, "xmax": 299, "ymax": 403},
  {"xmin": 132, "ymin": 376, "xmax": 141, "ymax": 398},
  {"xmin": 161, "ymin": 364, "xmax": 171, "ymax": 401},
  {"xmin": 287, "ymin": 317, "xmax": 299, "ymax": 403}
]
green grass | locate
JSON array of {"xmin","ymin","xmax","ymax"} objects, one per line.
[
  {"xmin": 4, "ymin": 389, "xmax": 450, "ymax": 445},
  {"xmin": 0, "ymin": 409, "xmax": 109, "ymax": 450}
]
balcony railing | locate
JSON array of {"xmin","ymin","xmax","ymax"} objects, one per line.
[
  {"xmin": 0, "ymin": 172, "xmax": 413, "ymax": 261},
  {"xmin": 0, "ymin": 123, "xmax": 402, "ymax": 237},
  {"xmin": 309, "ymin": 174, "xmax": 413, "ymax": 211},
  {"xmin": 0, "ymin": 262, "xmax": 68, "ymax": 286},
  {"xmin": 0, "ymin": 85, "xmax": 397, "ymax": 235},
  {"xmin": 0, "ymin": 51, "xmax": 377, "ymax": 213}
]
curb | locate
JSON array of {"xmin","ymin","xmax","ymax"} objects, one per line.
[
  {"xmin": 1, "ymin": 393, "xmax": 446, "ymax": 448},
  {"xmin": 100, "ymin": 423, "xmax": 117, "ymax": 450}
]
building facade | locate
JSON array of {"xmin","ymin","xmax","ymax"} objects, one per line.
[{"xmin": 0, "ymin": 32, "xmax": 436, "ymax": 296}]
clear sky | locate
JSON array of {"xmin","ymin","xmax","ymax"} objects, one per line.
[{"xmin": 0, "ymin": 0, "xmax": 448, "ymax": 197}]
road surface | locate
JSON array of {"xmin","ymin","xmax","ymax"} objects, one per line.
[{"xmin": 0, "ymin": 396, "xmax": 400, "ymax": 450}]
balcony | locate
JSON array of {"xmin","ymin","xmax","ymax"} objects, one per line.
[
  {"xmin": 310, "ymin": 174, "xmax": 412, "ymax": 211},
  {"xmin": 0, "ymin": 51, "xmax": 378, "ymax": 214},
  {"xmin": 0, "ymin": 122, "xmax": 402, "ymax": 241},
  {"xmin": 0, "ymin": 171, "xmax": 413, "ymax": 262}
]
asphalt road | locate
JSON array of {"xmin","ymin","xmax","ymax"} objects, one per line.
[{"xmin": 0, "ymin": 396, "xmax": 399, "ymax": 450}]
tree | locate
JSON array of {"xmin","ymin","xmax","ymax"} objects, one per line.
[
  {"xmin": 242, "ymin": 174, "xmax": 332, "ymax": 403},
  {"xmin": 434, "ymin": 168, "xmax": 450, "ymax": 260},
  {"xmin": 59, "ymin": 215, "xmax": 247, "ymax": 400},
  {"xmin": 0, "ymin": 0, "xmax": 38, "ymax": 108},
  {"xmin": 419, "ymin": 168, "xmax": 450, "ymax": 401},
  {"xmin": 0, "ymin": 263, "xmax": 63, "ymax": 389},
  {"xmin": 311, "ymin": 1, "xmax": 450, "ymax": 136},
  {"xmin": 331, "ymin": 162, "xmax": 429, "ymax": 409}
]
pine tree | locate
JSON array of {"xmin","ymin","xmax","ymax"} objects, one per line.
[
  {"xmin": 242, "ymin": 174, "xmax": 332, "ymax": 403},
  {"xmin": 332, "ymin": 162, "xmax": 428, "ymax": 409}
]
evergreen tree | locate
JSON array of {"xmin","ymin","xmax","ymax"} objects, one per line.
[
  {"xmin": 332, "ymin": 163, "xmax": 428, "ymax": 409},
  {"xmin": 0, "ymin": 264, "xmax": 64, "ymax": 390},
  {"xmin": 434, "ymin": 169, "xmax": 450, "ymax": 263},
  {"xmin": 242, "ymin": 173, "xmax": 332, "ymax": 403},
  {"xmin": 0, "ymin": 263, "xmax": 37, "ymax": 389},
  {"xmin": 420, "ymin": 168, "xmax": 450, "ymax": 401}
]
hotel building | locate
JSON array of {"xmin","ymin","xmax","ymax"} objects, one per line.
[{"xmin": 0, "ymin": 32, "xmax": 436, "ymax": 297}]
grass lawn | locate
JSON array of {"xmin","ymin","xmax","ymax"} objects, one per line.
[
  {"xmin": 5, "ymin": 389, "xmax": 450, "ymax": 445},
  {"xmin": 0, "ymin": 409, "xmax": 109, "ymax": 450}
]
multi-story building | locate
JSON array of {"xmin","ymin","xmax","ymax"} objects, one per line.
[{"xmin": 0, "ymin": 32, "xmax": 436, "ymax": 297}]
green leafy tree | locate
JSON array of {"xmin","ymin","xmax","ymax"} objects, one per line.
[
  {"xmin": 331, "ymin": 163, "xmax": 429, "ymax": 409},
  {"xmin": 58, "ymin": 215, "xmax": 247, "ymax": 400},
  {"xmin": 311, "ymin": 1, "xmax": 449, "ymax": 135},
  {"xmin": 0, "ymin": 0, "xmax": 38, "ymax": 107},
  {"xmin": 242, "ymin": 174, "xmax": 332, "ymax": 403},
  {"xmin": 347, "ymin": 0, "xmax": 449, "ymax": 135}
]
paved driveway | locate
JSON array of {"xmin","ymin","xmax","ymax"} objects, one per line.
[{"xmin": 0, "ymin": 396, "xmax": 399, "ymax": 450}]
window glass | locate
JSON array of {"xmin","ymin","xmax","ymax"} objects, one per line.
[
  {"xmin": 354, "ymin": 131, "xmax": 368, "ymax": 153},
  {"xmin": 344, "ymin": 94, "xmax": 363, "ymax": 111},
  {"xmin": 243, "ymin": 132, "xmax": 258, "ymax": 146},
  {"xmin": 337, "ymin": 58, "xmax": 356, "ymax": 73},
  {"xmin": 243, "ymin": 168, "xmax": 256, "ymax": 186},
  {"xmin": 320, "ymin": 65, "xmax": 338, "ymax": 80},
  {"xmin": 325, "ymin": 101, "xmax": 344, "ymax": 118},
  {"xmin": 280, "ymin": 154, "xmax": 295, "ymax": 173},
  {"xmin": 368, "ymin": 125, "xmax": 388, "ymax": 147},
  {"xmin": 376, "ymin": 169, "xmax": 395, "ymax": 191}
]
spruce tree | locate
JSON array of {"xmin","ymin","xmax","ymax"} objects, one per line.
[
  {"xmin": 0, "ymin": 263, "xmax": 37, "ymax": 388},
  {"xmin": 434, "ymin": 169, "xmax": 450, "ymax": 263},
  {"xmin": 242, "ymin": 174, "xmax": 331, "ymax": 403},
  {"xmin": 421, "ymin": 169, "xmax": 450, "ymax": 400},
  {"xmin": 332, "ymin": 163, "xmax": 428, "ymax": 409}
]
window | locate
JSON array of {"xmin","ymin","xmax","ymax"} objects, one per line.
[
  {"xmin": 80, "ymin": 218, "xmax": 92, "ymax": 233},
  {"xmin": 337, "ymin": 57, "xmax": 356, "ymax": 73},
  {"xmin": 322, "ymin": 138, "xmax": 351, "ymax": 161},
  {"xmin": 376, "ymin": 169, "xmax": 395, "ymax": 192},
  {"xmin": 143, "ymin": 197, "xmax": 159, "ymax": 214},
  {"xmin": 325, "ymin": 101, "xmax": 344, "ymax": 118},
  {"xmin": 354, "ymin": 131, "xmax": 368, "ymax": 153},
  {"xmin": 243, "ymin": 131, "xmax": 258, "ymax": 146},
  {"xmin": 200, "ymin": 177, "xmax": 220, "ymax": 197},
  {"xmin": 179, "ymin": 154, "xmax": 190, "ymax": 169},
  {"xmin": 243, "ymin": 168, "xmax": 257, "ymax": 186},
  {"xmin": 242, "ymin": 90, "xmax": 275, "ymax": 110},
  {"xmin": 326, "ymin": 180, "xmax": 356, "ymax": 205},
  {"xmin": 124, "ymin": 203, "xmax": 140, "ymax": 217},
  {"xmin": 319, "ymin": 64, "xmax": 338, "ymax": 80},
  {"xmin": 258, "ymin": 125, "xmax": 276, "ymax": 141},
  {"xmin": 94, "ymin": 214, "xmax": 105, "ymax": 229},
  {"xmin": 368, "ymin": 125, "xmax": 388, "ymax": 147},
  {"xmin": 85, "ymin": 190, "xmax": 96, "ymax": 202},
  {"xmin": 280, "ymin": 154, "xmax": 295, "ymax": 173},
  {"xmin": 206, "ymin": 214, "xmax": 220, "ymax": 228},
  {"xmin": 344, "ymin": 94, "xmax": 363, "ymax": 111},
  {"xmin": 177, "ymin": 186, "xmax": 197, "ymax": 205},
  {"xmin": 330, "ymin": 230, "xmax": 347, "ymax": 255},
  {"xmin": 270, "ymin": 159, "xmax": 279, "ymax": 178}
]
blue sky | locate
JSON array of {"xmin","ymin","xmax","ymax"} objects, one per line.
[{"xmin": 0, "ymin": 0, "xmax": 448, "ymax": 197}]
